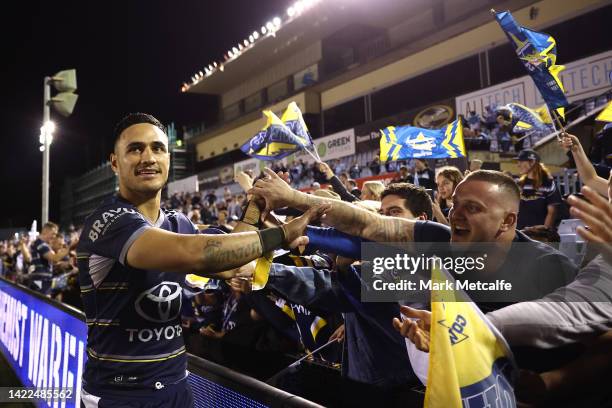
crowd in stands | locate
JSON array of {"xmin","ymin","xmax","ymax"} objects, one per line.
[
  {"xmin": 0, "ymin": 222, "xmax": 83, "ymax": 310},
  {"xmin": 1, "ymin": 123, "xmax": 611, "ymax": 407},
  {"xmin": 162, "ymin": 188, "xmax": 247, "ymax": 229},
  {"xmin": 158, "ymin": 129, "xmax": 608, "ymax": 405}
]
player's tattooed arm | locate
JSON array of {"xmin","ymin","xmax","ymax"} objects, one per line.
[
  {"xmin": 126, "ymin": 203, "xmax": 327, "ymax": 275},
  {"xmin": 199, "ymin": 234, "xmax": 263, "ymax": 271},
  {"xmin": 126, "ymin": 228, "xmax": 264, "ymax": 275}
]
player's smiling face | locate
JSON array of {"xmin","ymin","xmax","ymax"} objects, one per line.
[{"xmin": 111, "ymin": 123, "xmax": 169, "ymax": 197}]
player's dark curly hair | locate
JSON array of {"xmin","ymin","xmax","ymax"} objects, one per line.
[{"xmin": 113, "ymin": 113, "xmax": 166, "ymax": 151}]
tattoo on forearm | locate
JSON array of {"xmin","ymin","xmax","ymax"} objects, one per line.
[
  {"xmin": 383, "ymin": 218, "xmax": 412, "ymax": 242},
  {"xmin": 330, "ymin": 202, "xmax": 370, "ymax": 236},
  {"xmin": 296, "ymin": 188, "xmax": 413, "ymax": 242},
  {"xmin": 345, "ymin": 214, "xmax": 412, "ymax": 243},
  {"xmin": 202, "ymin": 239, "xmax": 261, "ymax": 268}
]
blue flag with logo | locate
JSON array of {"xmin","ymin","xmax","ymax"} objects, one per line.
[
  {"xmin": 494, "ymin": 10, "xmax": 567, "ymax": 119},
  {"xmin": 379, "ymin": 118, "xmax": 465, "ymax": 162},
  {"xmin": 240, "ymin": 110, "xmax": 308, "ymax": 160},
  {"xmin": 504, "ymin": 103, "xmax": 554, "ymax": 134}
]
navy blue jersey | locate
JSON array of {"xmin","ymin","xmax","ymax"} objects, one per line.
[
  {"xmin": 28, "ymin": 238, "xmax": 53, "ymax": 294},
  {"xmin": 517, "ymin": 176, "xmax": 562, "ymax": 229},
  {"xmin": 77, "ymin": 195, "xmax": 198, "ymax": 396},
  {"xmin": 29, "ymin": 238, "xmax": 52, "ymax": 278}
]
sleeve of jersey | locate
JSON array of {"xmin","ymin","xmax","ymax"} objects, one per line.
[
  {"xmin": 186, "ymin": 217, "xmax": 200, "ymax": 234},
  {"xmin": 267, "ymin": 264, "xmax": 355, "ymax": 312},
  {"xmin": 413, "ymin": 220, "xmax": 451, "ymax": 242},
  {"xmin": 544, "ymin": 180, "xmax": 563, "ymax": 206},
  {"xmin": 37, "ymin": 242, "xmax": 51, "ymax": 256},
  {"xmin": 329, "ymin": 175, "xmax": 359, "ymax": 203},
  {"xmin": 83, "ymin": 208, "xmax": 151, "ymax": 265},
  {"xmin": 487, "ymin": 299, "xmax": 612, "ymax": 348},
  {"xmin": 534, "ymin": 252, "xmax": 578, "ymax": 295},
  {"xmin": 305, "ymin": 226, "xmax": 366, "ymax": 258}
]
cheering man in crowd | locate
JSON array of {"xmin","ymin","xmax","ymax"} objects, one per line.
[
  {"xmin": 77, "ymin": 113, "xmax": 323, "ymax": 408},
  {"xmin": 250, "ymin": 167, "xmax": 577, "ymax": 308},
  {"xmin": 27, "ymin": 222, "xmax": 69, "ymax": 295},
  {"xmin": 393, "ymin": 174, "xmax": 612, "ymax": 406}
]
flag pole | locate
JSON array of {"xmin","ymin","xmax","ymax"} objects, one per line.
[
  {"xmin": 551, "ymin": 108, "xmax": 568, "ymax": 134},
  {"xmin": 541, "ymin": 102, "xmax": 565, "ymax": 141},
  {"xmin": 265, "ymin": 338, "xmax": 339, "ymax": 385},
  {"xmin": 301, "ymin": 144, "xmax": 321, "ymax": 163}
]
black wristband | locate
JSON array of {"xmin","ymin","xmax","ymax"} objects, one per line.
[{"xmin": 257, "ymin": 227, "xmax": 286, "ymax": 254}]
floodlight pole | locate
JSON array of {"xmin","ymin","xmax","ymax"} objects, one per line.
[{"xmin": 42, "ymin": 77, "xmax": 51, "ymax": 225}]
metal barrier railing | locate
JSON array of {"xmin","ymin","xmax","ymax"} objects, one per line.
[{"xmin": 187, "ymin": 354, "xmax": 323, "ymax": 408}]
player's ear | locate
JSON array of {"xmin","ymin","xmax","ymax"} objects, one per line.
[{"xmin": 110, "ymin": 153, "xmax": 118, "ymax": 174}]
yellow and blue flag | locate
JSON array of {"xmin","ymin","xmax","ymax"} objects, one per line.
[
  {"xmin": 379, "ymin": 118, "xmax": 465, "ymax": 162},
  {"xmin": 596, "ymin": 101, "xmax": 612, "ymax": 122},
  {"xmin": 494, "ymin": 10, "xmax": 567, "ymax": 120},
  {"xmin": 241, "ymin": 110, "xmax": 308, "ymax": 160},
  {"xmin": 425, "ymin": 265, "xmax": 517, "ymax": 408},
  {"xmin": 504, "ymin": 103, "xmax": 554, "ymax": 134},
  {"xmin": 281, "ymin": 102, "xmax": 314, "ymax": 148}
]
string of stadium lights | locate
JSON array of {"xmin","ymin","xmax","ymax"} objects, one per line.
[{"xmin": 181, "ymin": 0, "xmax": 322, "ymax": 92}]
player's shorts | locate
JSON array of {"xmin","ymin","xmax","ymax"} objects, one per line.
[{"xmin": 81, "ymin": 378, "xmax": 194, "ymax": 408}]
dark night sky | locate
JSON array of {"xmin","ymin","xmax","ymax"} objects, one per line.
[{"xmin": 1, "ymin": 0, "xmax": 288, "ymax": 228}]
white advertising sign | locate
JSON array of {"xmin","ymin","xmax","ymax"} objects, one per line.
[
  {"xmin": 286, "ymin": 128, "xmax": 356, "ymax": 165},
  {"xmin": 456, "ymin": 50, "xmax": 612, "ymax": 116}
]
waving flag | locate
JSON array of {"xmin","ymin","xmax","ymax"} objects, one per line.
[
  {"xmin": 494, "ymin": 10, "xmax": 567, "ymax": 120},
  {"xmin": 380, "ymin": 118, "xmax": 465, "ymax": 162},
  {"xmin": 503, "ymin": 103, "xmax": 554, "ymax": 134},
  {"xmin": 596, "ymin": 101, "xmax": 612, "ymax": 122},
  {"xmin": 281, "ymin": 102, "xmax": 314, "ymax": 148},
  {"xmin": 424, "ymin": 265, "xmax": 517, "ymax": 408},
  {"xmin": 241, "ymin": 110, "xmax": 308, "ymax": 160}
]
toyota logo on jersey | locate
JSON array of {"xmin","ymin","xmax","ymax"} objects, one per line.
[{"xmin": 135, "ymin": 282, "xmax": 182, "ymax": 323}]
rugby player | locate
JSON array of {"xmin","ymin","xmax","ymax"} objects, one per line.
[{"xmin": 77, "ymin": 113, "xmax": 322, "ymax": 407}]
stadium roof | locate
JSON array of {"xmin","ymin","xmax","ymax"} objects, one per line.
[{"xmin": 183, "ymin": 0, "xmax": 459, "ymax": 95}]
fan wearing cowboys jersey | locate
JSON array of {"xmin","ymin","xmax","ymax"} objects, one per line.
[{"xmin": 77, "ymin": 113, "xmax": 324, "ymax": 408}]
